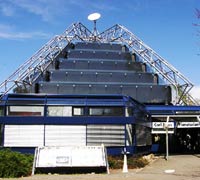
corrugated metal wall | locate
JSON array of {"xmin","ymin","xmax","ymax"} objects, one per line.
[
  {"xmin": 3, "ymin": 124, "xmax": 129, "ymax": 147},
  {"xmin": 87, "ymin": 125, "xmax": 125, "ymax": 146},
  {"xmin": 4, "ymin": 125, "xmax": 44, "ymax": 147},
  {"xmin": 45, "ymin": 125, "xmax": 86, "ymax": 146}
]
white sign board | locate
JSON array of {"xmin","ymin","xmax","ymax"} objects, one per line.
[
  {"xmin": 152, "ymin": 122, "xmax": 174, "ymax": 134},
  {"xmin": 152, "ymin": 122, "xmax": 174, "ymax": 129},
  {"xmin": 151, "ymin": 129, "xmax": 174, "ymax": 134},
  {"xmin": 177, "ymin": 122, "xmax": 200, "ymax": 128},
  {"xmin": 35, "ymin": 146, "xmax": 107, "ymax": 168}
]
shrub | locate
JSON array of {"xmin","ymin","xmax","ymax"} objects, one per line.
[
  {"xmin": 108, "ymin": 156, "xmax": 123, "ymax": 169},
  {"xmin": 0, "ymin": 149, "xmax": 34, "ymax": 178},
  {"xmin": 127, "ymin": 155, "xmax": 149, "ymax": 168},
  {"xmin": 108, "ymin": 155, "xmax": 149, "ymax": 169}
]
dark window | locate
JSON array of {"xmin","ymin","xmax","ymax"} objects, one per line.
[
  {"xmin": 0, "ymin": 106, "xmax": 4, "ymax": 116},
  {"xmin": 126, "ymin": 107, "xmax": 134, "ymax": 117},
  {"xmin": 89, "ymin": 107, "xmax": 124, "ymax": 116},
  {"xmin": 0, "ymin": 124, "xmax": 3, "ymax": 146}
]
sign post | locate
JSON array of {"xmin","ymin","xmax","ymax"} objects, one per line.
[
  {"xmin": 165, "ymin": 116, "xmax": 170, "ymax": 161},
  {"xmin": 122, "ymin": 147, "xmax": 129, "ymax": 173}
]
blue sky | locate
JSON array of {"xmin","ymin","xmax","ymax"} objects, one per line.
[{"xmin": 0, "ymin": 0, "xmax": 200, "ymax": 98}]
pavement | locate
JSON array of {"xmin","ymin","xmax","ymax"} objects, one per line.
[
  {"xmin": 133, "ymin": 154, "xmax": 200, "ymax": 180},
  {"xmin": 3, "ymin": 154, "xmax": 200, "ymax": 180}
]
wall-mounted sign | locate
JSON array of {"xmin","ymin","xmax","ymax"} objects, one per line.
[
  {"xmin": 177, "ymin": 122, "xmax": 200, "ymax": 128},
  {"xmin": 151, "ymin": 122, "xmax": 174, "ymax": 134},
  {"xmin": 152, "ymin": 122, "xmax": 174, "ymax": 129}
]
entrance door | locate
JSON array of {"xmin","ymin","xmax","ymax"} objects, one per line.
[{"xmin": 175, "ymin": 128, "xmax": 200, "ymax": 153}]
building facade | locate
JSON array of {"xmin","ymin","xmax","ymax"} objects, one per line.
[{"xmin": 0, "ymin": 23, "xmax": 199, "ymax": 155}]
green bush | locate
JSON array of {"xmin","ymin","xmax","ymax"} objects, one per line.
[
  {"xmin": 108, "ymin": 155, "xmax": 149, "ymax": 169},
  {"xmin": 0, "ymin": 149, "xmax": 34, "ymax": 178}
]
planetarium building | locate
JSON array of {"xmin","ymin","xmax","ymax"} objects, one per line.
[{"xmin": 0, "ymin": 16, "xmax": 200, "ymax": 155}]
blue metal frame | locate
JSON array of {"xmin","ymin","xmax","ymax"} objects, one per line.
[
  {"xmin": 0, "ymin": 94, "xmax": 151, "ymax": 155},
  {"xmin": 0, "ymin": 94, "xmax": 148, "ymax": 124},
  {"xmin": 0, "ymin": 116, "xmax": 135, "ymax": 125},
  {"xmin": 146, "ymin": 105, "xmax": 200, "ymax": 115}
]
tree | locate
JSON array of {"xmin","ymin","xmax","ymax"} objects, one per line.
[{"xmin": 194, "ymin": 8, "xmax": 200, "ymax": 52}]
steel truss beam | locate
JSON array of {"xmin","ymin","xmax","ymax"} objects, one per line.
[
  {"xmin": 0, "ymin": 22, "xmax": 197, "ymax": 105},
  {"xmin": 99, "ymin": 24, "xmax": 198, "ymax": 105},
  {"xmin": 0, "ymin": 22, "xmax": 92, "ymax": 99}
]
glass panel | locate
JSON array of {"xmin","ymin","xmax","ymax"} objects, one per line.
[
  {"xmin": 125, "ymin": 107, "xmax": 134, "ymax": 117},
  {"xmin": 89, "ymin": 107, "xmax": 124, "ymax": 116},
  {"xmin": 7, "ymin": 100, "xmax": 45, "ymax": 105},
  {"xmin": 0, "ymin": 106, "xmax": 4, "ymax": 116},
  {"xmin": 7, "ymin": 106, "xmax": 44, "ymax": 116},
  {"xmin": 47, "ymin": 98, "xmax": 85, "ymax": 105},
  {"xmin": 47, "ymin": 106, "xmax": 72, "ymax": 117},
  {"xmin": 73, "ymin": 107, "xmax": 84, "ymax": 116},
  {"xmin": 0, "ymin": 124, "xmax": 2, "ymax": 146}
]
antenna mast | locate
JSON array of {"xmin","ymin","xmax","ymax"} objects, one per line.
[{"xmin": 88, "ymin": 13, "xmax": 101, "ymax": 41}]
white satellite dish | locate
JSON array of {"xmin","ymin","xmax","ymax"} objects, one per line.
[
  {"xmin": 88, "ymin": 13, "xmax": 101, "ymax": 21},
  {"xmin": 87, "ymin": 13, "xmax": 101, "ymax": 41}
]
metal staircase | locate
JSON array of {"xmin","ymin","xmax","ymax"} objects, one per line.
[{"xmin": 0, "ymin": 22, "xmax": 198, "ymax": 105}]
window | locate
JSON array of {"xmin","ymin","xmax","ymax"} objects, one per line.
[
  {"xmin": 7, "ymin": 106, "xmax": 44, "ymax": 116},
  {"xmin": 0, "ymin": 106, "xmax": 4, "ymax": 116},
  {"xmin": 125, "ymin": 107, "xmax": 134, "ymax": 117},
  {"xmin": 73, "ymin": 107, "xmax": 84, "ymax": 116},
  {"xmin": 89, "ymin": 107, "xmax": 124, "ymax": 116},
  {"xmin": 47, "ymin": 106, "xmax": 72, "ymax": 117},
  {"xmin": 0, "ymin": 124, "xmax": 3, "ymax": 146}
]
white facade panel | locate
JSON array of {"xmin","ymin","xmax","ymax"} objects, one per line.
[
  {"xmin": 4, "ymin": 125, "xmax": 44, "ymax": 147},
  {"xmin": 45, "ymin": 125, "xmax": 86, "ymax": 146},
  {"xmin": 87, "ymin": 125, "xmax": 125, "ymax": 146}
]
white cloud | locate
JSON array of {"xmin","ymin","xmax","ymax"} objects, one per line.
[
  {"xmin": 190, "ymin": 85, "xmax": 200, "ymax": 100},
  {"xmin": 0, "ymin": 31, "xmax": 50, "ymax": 40},
  {"xmin": 9, "ymin": 0, "xmax": 66, "ymax": 22},
  {"xmin": 6, "ymin": 0, "xmax": 121, "ymax": 23},
  {"xmin": 0, "ymin": 24, "xmax": 51, "ymax": 40}
]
